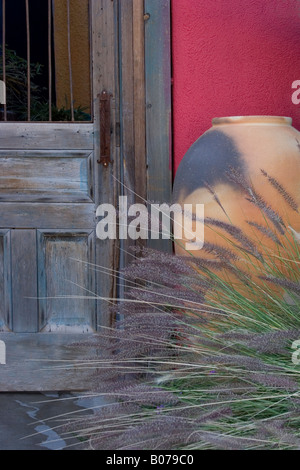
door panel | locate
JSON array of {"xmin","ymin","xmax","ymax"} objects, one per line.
[
  {"xmin": 0, "ymin": 150, "xmax": 94, "ymax": 203},
  {"xmin": 0, "ymin": 0, "xmax": 118, "ymax": 390},
  {"xmin": 37, "ymin": 230, "xmax": 96, "ymax": 333},
  {"xmin": 11, "ymin": 229, "xmax": 38, "ymax": 333}
]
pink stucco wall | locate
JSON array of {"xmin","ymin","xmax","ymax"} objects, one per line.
[{"xmin": 172, "ymin": 0, "xmax": 300, "ymax": 173}]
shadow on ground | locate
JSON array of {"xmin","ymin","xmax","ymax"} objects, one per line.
[{"xmin": 0, "ymin": 393, "xmax": 102, "ymax": 450}]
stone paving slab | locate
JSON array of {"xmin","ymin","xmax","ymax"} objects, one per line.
[{"xmin": 0, "ymin": 393, "xmax": 98, "ymax": 450}]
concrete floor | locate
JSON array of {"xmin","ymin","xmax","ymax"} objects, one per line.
[{"xmin": 0, "ymin": 393, "xmax": 99, "ymax": 450}]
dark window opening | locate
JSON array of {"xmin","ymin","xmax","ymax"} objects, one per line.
[{"xmin": 0, "ymin": 0, "xmax": 91, "ymax": 122}]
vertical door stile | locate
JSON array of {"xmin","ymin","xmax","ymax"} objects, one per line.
[{"xmin": 91, "ymin": 0, "xmax": 119, "ymax": 329}]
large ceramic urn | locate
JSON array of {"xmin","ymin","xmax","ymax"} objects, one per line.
[{"xmin": 173, "ymin": 116, "xmax": 300, "ymax": 266}]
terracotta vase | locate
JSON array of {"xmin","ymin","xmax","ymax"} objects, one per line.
[{"xmin": 173, "ymin": 116, "xmax": 300, "ymax": 280}]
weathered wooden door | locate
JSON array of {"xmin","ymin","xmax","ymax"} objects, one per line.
[{"xmin": 0, "ymin": 0, "xmax": 118, "ymax": 391}]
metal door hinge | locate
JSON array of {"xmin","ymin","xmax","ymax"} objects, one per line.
[{"xmin": 98, "ymin": 90, "xmax": 112, "ymax": 167}]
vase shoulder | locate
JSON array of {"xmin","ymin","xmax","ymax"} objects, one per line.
[{"xmin": 212, "ymin": 116, "xmax": 293, "ymax": 126}]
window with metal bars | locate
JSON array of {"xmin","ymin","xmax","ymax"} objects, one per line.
[{"xmin": 0, "ymin": 0, "xmax": 91, "ymax": 122}]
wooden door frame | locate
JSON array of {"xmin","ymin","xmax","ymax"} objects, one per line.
[
  {"xmin": 114, "ymin": 0, "xmax": 172, "ymax": 276},
  {"xmin": 116, "ymin": 0, "xmax": 172, "ymax": 208},
  {"xmin": 144, "ymin": 0, "xmax": 172, "ymax": 211},
  {"xmin": 97, "ymin": 0, "xmax": 172, "ymax": 306}
]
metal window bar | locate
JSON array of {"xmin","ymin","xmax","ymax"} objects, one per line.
[
  {"xmin": 2, "ymin": 0, "xmax": 6, "ymax": 121},
  {"xmin": 25, "ymin": 0, "xmax": 31, "ymax": 121},
  {"xmin": 48, "ymin": 0, "xmax": 52, "ymax": 121},
  {"xmin": 67, "ymin": 0, "xmax": 75, "ymax": 122}
]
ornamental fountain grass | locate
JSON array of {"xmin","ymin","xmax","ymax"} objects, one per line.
[{"xmin": 60, "ymin": 168, "xmax": 300, "ymax": 450}]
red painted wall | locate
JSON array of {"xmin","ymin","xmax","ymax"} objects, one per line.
[{"xmin": 172, "ymin": 0, "xmax": 300, "ymax": 173}]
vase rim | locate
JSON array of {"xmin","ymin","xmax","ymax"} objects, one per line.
[{"xmin": 212, "ymin": 116, "xmax": 292, "ymax": 126}]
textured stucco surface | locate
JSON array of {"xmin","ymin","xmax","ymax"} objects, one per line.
[{"xmin": 172, "ymin": 0, "xmax": 300, "ymax": 172}]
